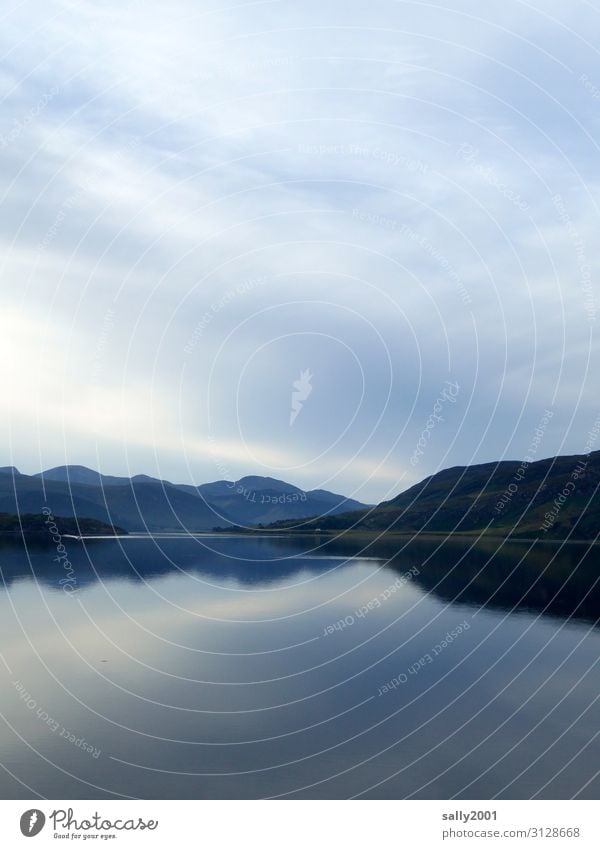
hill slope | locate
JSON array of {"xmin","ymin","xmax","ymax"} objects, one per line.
[{"xmin": 266, "ymin": 451, "xmax": 600, "ymax": 539}]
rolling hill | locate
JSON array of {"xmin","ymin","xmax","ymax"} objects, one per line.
[{"xmin": 264, "ymin": 450, "xmax": 600, "ymax": 539}]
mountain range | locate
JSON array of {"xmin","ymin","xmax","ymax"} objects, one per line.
[
  {"xmin": 0, "ymin": 465, "xmax": 369, "ymax": 532},
  {"xmin": 3, "ymin": 450, "xmax": 598, "ymax": 539},
  {"xmin": 264, "ymin": 450, "xmax": 600, "ymax": 540}
]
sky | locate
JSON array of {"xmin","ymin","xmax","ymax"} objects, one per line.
[{"xmin": 0, "ymin": 0, "xmax": 598, "ymax": 504}]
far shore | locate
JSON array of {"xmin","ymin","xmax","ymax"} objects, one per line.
[{"xmin": 60, "ymin": 529, "xmax": 600, "ymax": 546}]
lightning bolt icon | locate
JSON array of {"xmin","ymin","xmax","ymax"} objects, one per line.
[{"xmin": 29, "ymin": 812, "xmax": 38, "ymax": 833}]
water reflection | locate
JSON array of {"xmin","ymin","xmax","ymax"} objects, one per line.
[
  {"xmin": 2, "ymin": 534, "xmax": 598, "ymax": 625},
  {"xmin": 0, "ymin": 534, "xmax": 598, "ymax": 799}
]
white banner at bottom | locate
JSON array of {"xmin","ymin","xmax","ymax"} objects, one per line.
[{"xmin": 0, "ymin": 800, "xmax": 597, "ymax": 848}]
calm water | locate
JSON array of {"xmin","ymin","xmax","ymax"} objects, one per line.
[{"xmin": 0, "ymin": 533, "xmax": 598, "ymax": 799}]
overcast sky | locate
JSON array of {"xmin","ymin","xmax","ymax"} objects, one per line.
[{"xmin": 1, "ymin": 0, "xmax": 598, "ymax": 503}]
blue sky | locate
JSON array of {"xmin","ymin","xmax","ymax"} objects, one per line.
[{"xmin": 0, "ymin": 0, "xmax": 598, "ymax": 503}]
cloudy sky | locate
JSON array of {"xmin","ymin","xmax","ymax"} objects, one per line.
[{"xmin": 0, "ymin": 0, "xmax": 598, "ymax": 503}]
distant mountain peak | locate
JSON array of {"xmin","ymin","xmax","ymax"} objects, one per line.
[
  {"xmin": 131, "ymin": 474, "xmax": 163, "ymax": 484},
  {"xmin": 1, "ymin": 464, "xmax": 369, "ymax": 531},
  {"xmin": 235, "ymin": 475, "xmax": 301, "ymax": 493},
  {"xmin": 36, "ymin": 465, "xmax": 105, "ymax": 485}
]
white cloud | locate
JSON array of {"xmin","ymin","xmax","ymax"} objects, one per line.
[{"xmin": 0, "ymin": 0, "xmax": 598, "ymax": 502}]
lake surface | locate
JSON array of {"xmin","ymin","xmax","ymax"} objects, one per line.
[{"xmin": 0, "ymin": 533, "xmax": 598, "ymax": 799}]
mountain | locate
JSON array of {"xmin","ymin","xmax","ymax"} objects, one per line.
[
  {"xmin": 0, "ymin": 471, "xmax": 230, "ymax": 532},
  {"xmin": 1, "ymin": 467, "xmax": 370, "ymax": 532},
  {"xmin": 264, "ymin": 451, "xmax": 600, "ymax": 539},
  {"xmin": 204, "ymin": 476, "xmax": 368, "ymax": 526},
  {"xmin": 34, "ymin": 465, "xmax": 175, "ymax": 488}
]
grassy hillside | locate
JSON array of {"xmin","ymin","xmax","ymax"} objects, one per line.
[{"xmin": 265, "ymin": 451, "xmax": 600, "ymax": 539}]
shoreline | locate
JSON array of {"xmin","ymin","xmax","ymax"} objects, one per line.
[{"xmin": 65, "ymin": 530, "xmax": 600, "ymax": 546}]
